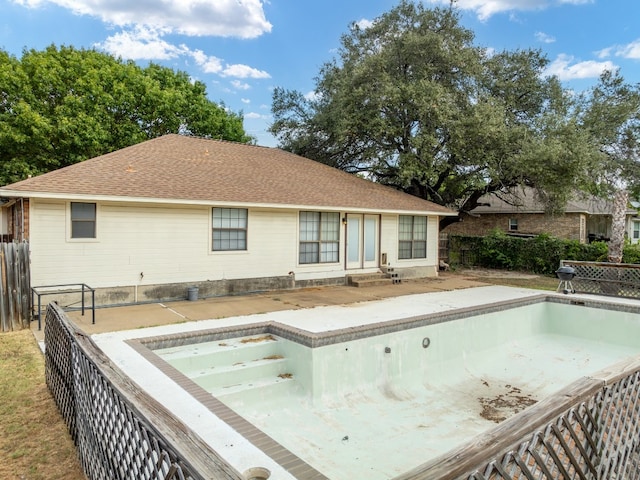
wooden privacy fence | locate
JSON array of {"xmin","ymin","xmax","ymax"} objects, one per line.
[
  {"xmin": 562, "ymin": 260, "xmax": 640, "ymax": 299},
  {"xmin": 0, "ymin": 241, "xmax": 31, "ymax": 332},
  {"xmin": 44, "ymin": 302, "xmax": 244, "ymax": 480}
]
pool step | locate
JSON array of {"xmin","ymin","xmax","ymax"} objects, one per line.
[
  {"xmin": 158, "ymin": 333, "xmax": 300, "ymax": 401},
  {"xmin": 161, "ymin": 334, "xmax": 281, "ymax": 374},
  {"xmin": 191, "ymin": 357, "xmax": 289, "ymax": 390},
  {"xmin": 211, "ymin": 375, "xmax": 298, "ymax": 405}
]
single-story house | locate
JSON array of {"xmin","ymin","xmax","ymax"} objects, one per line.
[
  {"xmin": 444, "ymin": 187, "xmax": 637, "ymax": 244},
  {"xmin": 0, "ymin": 134, "xmax": 456, "ymax": 306}
]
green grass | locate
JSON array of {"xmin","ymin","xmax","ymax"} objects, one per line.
[{"xmin": 0, "ymin": 330, "xmax": 85, "ymax": 480}]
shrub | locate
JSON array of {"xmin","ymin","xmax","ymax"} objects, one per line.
[{"xmin": 449, "ymin": 233, "xmax": 636, "ymax": 274}]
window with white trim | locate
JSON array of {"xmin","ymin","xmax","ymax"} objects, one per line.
[
  {"xmin": 212, "ymin": 208, "xmax": 247, "ymax": 251},
  {"xmin": 299, "ymin": 211, "xmax": 339, "ymax": 264},
  {"xmin": 398, "ymin": 215, "xmax": 427, "ymax": 259},
  {"xmin": 509, "ymin": 218, "xmax": 518, "ymax": 231},
  {"xmin": 70, "ymin": 202, "xmax": 96, "ymax": 239}
]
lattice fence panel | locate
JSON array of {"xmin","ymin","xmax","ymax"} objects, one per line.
[
  {"xmin": 464, "ymin": 371, "xmax": 640, "ymax": 480},
  {"xmin": 561, "ymin": 261, "xmax": 640, "ymax": 299},
  {"xmin": 467, "ymin": 403, "xmax": 598, "ymax": 480},
  {"xmin": 593, "ymin": 370, "xmax": 640, "ymax": 480},
  {"xmin": 44, "ymin": 303, "xmax": 242, "ymax": 480},
  {"xmin": 44, "ymin": 305, "xmax": 78, "ymax": 441}
]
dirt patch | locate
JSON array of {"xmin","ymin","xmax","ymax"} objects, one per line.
[
  {"xmin": 455, "ymin": 268, "xmax": 540, "ymax": 279},
  {"xmin": 240, "ymin": 334, "xmax": 276, "ymax": 343},
  {"xmin": 451, "ymin": 269, "xmax": 558, "ymax": 291},
  {"xmin": 478, "ymin": 381, "xmax": 538, "ymax": 423}
]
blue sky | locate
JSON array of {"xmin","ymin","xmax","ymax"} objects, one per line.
[{"xmin": 1, "ymin": 0, "xmax": 639, "ymax": 147}]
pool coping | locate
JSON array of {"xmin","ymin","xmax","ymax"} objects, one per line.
[{"xmin": 124, "ymin": 293, "xmax": 640, "ymax": 479}]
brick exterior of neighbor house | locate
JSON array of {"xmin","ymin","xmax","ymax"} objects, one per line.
[
  {"xmin": 444, "ymin": 212, "xmax": 586, "ymax": 241},
  {"xmin": 440, "ymin": 187, "xmax": 635, "ymax": 244}
]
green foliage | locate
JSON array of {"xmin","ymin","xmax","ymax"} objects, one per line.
[
  {"xmin": 622, "ymin": 243, "xmax": 640, "ymax": 264},
  {"xmin": 270, "ymin": 1, "xmax": 640, "ymax": 229},
  {"xmin": 451, "ymin": 233, "xmax": 626, "ymax": 274},
  {"xmin": 0, "ymin": 45, "xmax": 252, "ymax": 185}
]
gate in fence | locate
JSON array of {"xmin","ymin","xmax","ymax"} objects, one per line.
[{"xmin": 0, "ymin": 241, "xmax": 31, "ymax": 332}]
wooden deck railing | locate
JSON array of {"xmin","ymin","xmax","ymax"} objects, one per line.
[
  {"xmin": 397, "ymin": 298, "xmax": 640, "ymax": 480},
  {"xmin": 45, "ymin": 297, "xmax": 640, "ymax": 480},
  {"xmin": 44, "ymin": 302, "xmax": 244, "ymax": 480}
]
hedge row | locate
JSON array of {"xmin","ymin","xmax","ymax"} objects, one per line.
[{"xmin": 448, "ymin": 230, "xmax": 640, "ymax": 275}]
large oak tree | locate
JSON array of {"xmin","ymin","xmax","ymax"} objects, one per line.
[
  {"xmin": 270, "ymin": 1, "xmax": 639, "ymax": 231},
  {"xmin": 0, "ymin": 45, "xmax": 252, "ymax": 185}
]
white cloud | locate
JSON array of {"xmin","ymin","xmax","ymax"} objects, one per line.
[
  {"xmin": 221, "ymin": 64, "xmax": 271, "ymax": 79},
  {"xmin": 598, "ymin": 39, "xmax": 640, "ymax": 60},
  {"xmin": 192, "ymin": 52, "xmax": 224, "ymax": 74},
  {"xmin": 231, "ymin": 80, "xmax": 251, "ymax": 90},
  {"xmin": 245, "ymin": 112, "xmax": 271, "ymax": 120},
  {"xmin": 304, "ymin": 90, "xmax": 321, "ymax": 102},
  {"xmin": 535, "ymin": 31, "xmax": 555, "ymax": 44},
  {"xmin": 425, "ymin": 0, "xmax": 593, "ymax": 21},
  {"xmin": 354, "ymin": 18, "xmax": 373, "ymax": 30},
  {"xmin": 544, "ymin": 54, "xmax": 616, "ymax": 81},
  {"xmin": 96, "ymin": 27, "xmax": 269, "ymax": 84},
  {"xmin": 14, "ymin": 0, "xmax": 272, "ymax": 38},
  {"xmin": 96, "ymin": 26, "xmax": 184, "ymax": 60},
  {"xmin": 241, "ymin": 98, "xmax": 251, "ymax": 104}
]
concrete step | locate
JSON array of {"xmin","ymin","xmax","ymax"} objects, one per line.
[
  {"xmin": 157, "ymin": 333, "xmax": 300, "ymax": 401},
  {"xmin": 350, "ymin": 278, "xmax": 395, "ymax": 287},
  {"xmin": 347, "ymin": 273, "xmax": 387, "ymax": 282},
  {"xmin": 347, "ymin": 272, "xmax": 399, "ymax": 287},
  {"xmin": 160, "ymin": 334, "xmax": 282, "ymax": 373},
  {"xmin": 214, "ymin": 375, "xmax": 299, "ymax": 404},
  {"xmin": 191, "ymin": 356, "xmax": 289, "ymax": 390}
]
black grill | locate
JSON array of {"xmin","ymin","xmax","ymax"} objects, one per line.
[{"xmin": 556, "ymin": 266, "xmax": 576, "ymax": 281}]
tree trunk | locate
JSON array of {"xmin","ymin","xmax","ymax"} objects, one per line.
[
  {"xmin": 607, "ymin": 189, "xmax": 628, "ymax": 263},
  {"xmin": 439, "ymin": 214, "xmax": 462, "ymax": 231}
]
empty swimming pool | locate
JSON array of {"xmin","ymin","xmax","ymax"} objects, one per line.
[{"xmin": 139, "ymin": 295, "xmax": 640, "ymax": 480}]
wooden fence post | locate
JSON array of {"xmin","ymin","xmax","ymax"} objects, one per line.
[{"xmin": 0, "ymin": 241, "xmax": 31, "ymax": 332}]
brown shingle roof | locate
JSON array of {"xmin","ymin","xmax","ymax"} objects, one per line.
[
  {"xmin": 1, "ymin": 134, "xmax": 455, "ymax": 215},
  {"xmin": 472, "ymin": 187, "xmax": 633, "ymax": 215}
]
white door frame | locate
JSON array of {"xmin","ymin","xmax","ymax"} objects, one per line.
[{"xmin": 346, "ymin": 213, "xmax": 378, "ymax": 269}]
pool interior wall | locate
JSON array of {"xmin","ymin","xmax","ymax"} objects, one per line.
[{"xmin": 141, "ymin": 296, "xmax": 640, "ymax": 480}]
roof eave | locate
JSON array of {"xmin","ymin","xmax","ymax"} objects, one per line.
[{"xmin": 0, "ymin": 190, "xmax": 457, "ymax": 216}]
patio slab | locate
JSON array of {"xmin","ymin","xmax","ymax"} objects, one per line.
[{"xmin": 31, "ymin": 273, "xmax": 488, "ymax": 341}]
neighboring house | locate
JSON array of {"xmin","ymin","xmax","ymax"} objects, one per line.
[
  {"xmin": 444, "ymin": 187, "xmax": 637, "ymax": 244},
  {"xmin": 0, "ymin": 134, "xmax": 456, "ymax": 306}
]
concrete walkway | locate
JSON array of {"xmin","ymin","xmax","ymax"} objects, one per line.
[{"xmin": 31, "ymin": 272, "xmax": 489, "ymax": 341}]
